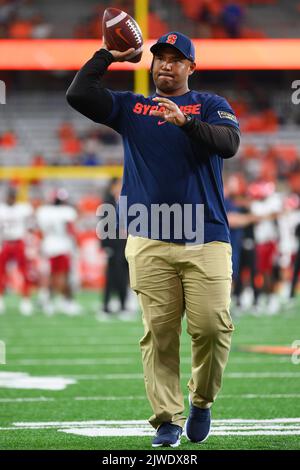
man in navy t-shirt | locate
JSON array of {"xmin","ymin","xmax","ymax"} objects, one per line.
[{"xmin": 67, "ymin": 31, "xmax": 240, "ymax": 448}]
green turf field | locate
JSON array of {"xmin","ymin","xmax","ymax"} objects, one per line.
[{"xmin": 0, "ymin": 291, "xmax": 300, "ymax": 450}]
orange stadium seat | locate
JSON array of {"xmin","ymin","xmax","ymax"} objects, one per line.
[
  {"xmin": 148, "ymin": 12, "xmax": 168, "ymax": 38},
  {"xmin": 61, "ymin": 136, "xmax": 82, "ymax": 157},
  {"xmin": 229, "ymin": 99, "xmax": 249, "ymax": 119},
  {"xmin": 78, "ymin": 195, "xmax": 102, "ymax": 214},
  {"xmin": 0, "ymin": 130, "xmax": 17, "ymax": 148},
  {"xmin": 260, "ymin": 157, "xmax": 278, "ymax": 180},
  {"xmin": 267, "ymin": 144, "xmax": 298, "ymax": 163},
  {"xmin": 58, "ymin": 122, "xmax": 77, "ymax": 141},
  {"xmin": 241, "ymin": 27, "xmax": 266, "ymax": 38},
  {"xmin": 8, "ymin": 20, "xmax": 33, "ymax": 39},
  {"xmin": 242, "ymin": 144, "xmax": 262, "ymax": 159},
  {"xmin": 242, "ymin": 109, "xmax": 279, "ymax": 133},
  {"xmin": 177, "ymin": 0, "xmax": 204, "ymax": 20}
]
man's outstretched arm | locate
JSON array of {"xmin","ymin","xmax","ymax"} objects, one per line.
[{"xmin": 66, "ymin": 45, "xmax": 135, "ymax": 123}]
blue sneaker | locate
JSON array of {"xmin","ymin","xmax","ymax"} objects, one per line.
[
  {"xmin": 185, "ymin": 400, "xmax": 211, "ymax": 443},
  {"xmin": 152, "ymin": 423, "xmax": 183, "ymax": 448}
]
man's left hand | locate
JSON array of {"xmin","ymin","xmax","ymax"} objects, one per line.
[{"xmin": 150, "ymin": 97, "xmax": 187, "ymax": 126}]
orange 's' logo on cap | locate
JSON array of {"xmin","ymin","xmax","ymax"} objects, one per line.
[{"xmin": 166, "ymin": 34, "xmax": 177, "ymax": 45}]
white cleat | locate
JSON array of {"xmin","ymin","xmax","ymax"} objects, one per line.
[
  {"xmin": 96, "ymin": 310, "xmax": 113, "ymax": 322},
  {"xmin": 19, "ymin": 298, "xmax": 33, "ymax": 316},
  {"xmin": 0, "ymin": 297, "xmax": 6, "ymax": 315},
  {"xmin": 117, "ymin": 310, "xmax": 137, "ymax": 321},
  {"xmin": 43, "ymin": 302, "xmax": 55, "ymax": 316},
  {"xmin": 267, "ymin": 295, "xmax": 280, "ymax": 315},
  {"xmin": 62, "ymin": 300, "xmax": 82, "ymax": 316}
]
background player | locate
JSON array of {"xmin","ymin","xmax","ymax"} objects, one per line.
[
  {"xmin": 0, "ymin": 187, "xmax": 34, "ymax": 315},
  {"xmin": 36, "ymin": 189, "xmax": 81, "ymax": 316}
]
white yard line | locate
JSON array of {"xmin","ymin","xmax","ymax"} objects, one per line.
[
  {"xmin": 0, "ymin": 397, "xmax": 55, "ymax": 403},
  {"xmin": 219, "ymin": 394, "xmax": 300, "ymax": 399},
  {"xmin": 8, "ymin": 347, "xmax": 140, "ymax": 354},
  {"xmin": 226, "ymin": 372, "xmax": 300, "ymax": 378},
  {"xmin": 6, "ymin": 353, "xmax": 293, "ymax": 365},
  {"xmin": 12, "ymin": 418, "xmax": 300, "ymax": 428},
  {"xmin": 11, "ymin": 358, "xmax": 136, "ymax": 365},
  {"xmin": 4, "ymin": 371, "xmax": 298, "ymax": 379},
  {"xmin": 0, "ymin": 330, "xmax": 142, "ymax": 338},
  {"xmin": 74, "ymin": 396, "xmax": 146, "ymax": 401},
  {"xmin": 0, "ymin": 418, "xmax": 299, "ymax": 437},
  {"xmin": 61, "ymin": 372, "xmax": 300, "ymax": 380},
  {"xmin": 1, "ymin": 394, "xmax": 300, "ymax": 404}
]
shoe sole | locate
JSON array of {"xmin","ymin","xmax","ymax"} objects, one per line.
[{"xmin": 152, "ymin": 438, "xmax": 181, "ymax": 448}]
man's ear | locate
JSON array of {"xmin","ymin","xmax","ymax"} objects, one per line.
[{"xmin": 188, "ymin": 62, "xmax": 196, "ymax": 76}]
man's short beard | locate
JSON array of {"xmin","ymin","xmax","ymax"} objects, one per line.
[{"xmin": 154, "ymin": 78, "xmax": 176, "ymax": 93}]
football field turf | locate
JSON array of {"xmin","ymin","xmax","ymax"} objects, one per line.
[{"xmin": 0, "ymin": 292, "xmax": 300, "ymax": 450}]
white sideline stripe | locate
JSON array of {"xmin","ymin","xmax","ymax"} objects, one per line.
[
  {"xmin": 1, "ymin": 327, "xmax": 142, "ymax": 334},
  {"xmin": 211, "ymin": 431, "xmax": 300, "ymax": 436},
  {"xmin": 1, "ymin": 426, "xmax": 300, "ymax": 436},
  {"xmin": 207, "ymin": 425, "xmax": 300, "ymax": 431},
  {"xmin": 2, "ymin": 336, "xmax": 140, "ymax": 343},
  {"xmin": 6, "ymin": 354, "xmax": 293, "ymax": 365},
  {"xmin": 9, "ymin": 347, "xmax": 141, "ymax": 354},
  {"xmin": 13, "ymin": 358, "xmax": 135, "ymax": 366},
  {"xmin": 226, "ymin": 372, "xmax": 300, "ymax": 378},
  {"xmin": 106, "ymin": 11, "xmax": 127, "ymax": 28},
  {"xmin": 12, "ymin": 418, "xmax": 300, "ymax": 428},
  {"xmin": 1, "ymin": 328, "xmax": 140, "ymax": 334},
  {"xmin": 0, "ymin": 396, "xmax": 145, "ymax": 403},
  {"xmin": 0, "ymin": 397, "xmax": 55, "ymax": 403},
  {"xmin": 75, "ymin": 393, "xmax": 300, "ymax": 401},
  {"xmin": 0, "ymin": 418, "xmax": 299, "ymax": 437},
  {"xmin": 60, "ymin": 428, "xmax": 154, "ymax": 437},
  {"xmin": 60, "ymin": 372, "xmax": 300, "ymax": 380},
  {"xmin": 220, "ymin": 394, "xmax": 300, "ymax": 399},
  {"xmin": 59, "ymin": 429, "xmax": 300, "ymax": 437},
  {"xmin": 67, "ymin": 374, "xmax": 144, "ymax": 380},
  {"xmin": 212, "ymin": 418, "xmax": 300, "ymax": 424},
  {"xmin": 1, "ymin": 393, "xmax": 300, "ymax": 404},
  {"xmin": 74, "ymin": 395, "xmax": 146, "ymax": 401},
  {"xmin": 13, "ymin": 420, "xmax": 148, "ymax": 427}
]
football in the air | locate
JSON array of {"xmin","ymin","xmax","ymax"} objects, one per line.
[{"xmin": 102, "ymin": 8, "xmax": 143, "ymax": 63}]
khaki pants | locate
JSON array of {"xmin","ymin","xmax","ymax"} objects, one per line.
[{"xmin": 125, "ymin": 234, "xmax": 234, "ymax": 429}]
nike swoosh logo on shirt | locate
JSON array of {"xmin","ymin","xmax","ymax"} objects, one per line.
[
  {"xmin": 158, "ymin": 121, "xmax": 167, "ymax": 126},
  {"xmin": 115, "ymin": 28, "xmax": 131, "ymax": 45}
]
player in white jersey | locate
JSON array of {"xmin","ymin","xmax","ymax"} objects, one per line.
[
  {"xmin": 277, "ymin": 196, "xmax": 300, "ymax": 300},
  {"xmin": 36, "ymin": 189, "xmax": 81, "ymax": 316},
  {"xmin": 251, "ymin": 182, "xmax": 283, "ymax": 314},
  {"xmin": 0, "ymin": 187, "xmax": 34, "ymax": 315}
]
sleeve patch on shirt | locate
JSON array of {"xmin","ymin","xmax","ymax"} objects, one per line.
[{"xmin": 217, "ymin": 111, "xmax": 238, "ymax": 123}]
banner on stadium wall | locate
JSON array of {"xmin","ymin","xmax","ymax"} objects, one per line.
[{"xmin": 0, "ymin": 39, "xmax": 300, "ymax": 70}]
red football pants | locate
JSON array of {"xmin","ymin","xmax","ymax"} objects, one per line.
[{"xmin": 0, "ymin": 240, "xmax": 30, "ymax": 296}]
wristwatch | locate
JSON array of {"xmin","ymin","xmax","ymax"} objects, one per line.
[{"xmin": 183, "ymin": 113, "xmax": 193, "ymax": 125}]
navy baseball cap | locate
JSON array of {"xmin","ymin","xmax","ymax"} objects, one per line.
[{"xmin": 150, "ymin": 32, "xmax": 195, "ymax": 62}]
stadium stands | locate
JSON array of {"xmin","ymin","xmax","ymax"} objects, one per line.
[
  {"xmin": 1, "ymin": 89, "xmax": 300, "ymax": 179},
  {"xmin": 1, "ymin": 0, "xmax": 300, "ymax": 39},
  {"xmin": 0, "ymin": 92, "xmax": 122, "ymax": 167}
]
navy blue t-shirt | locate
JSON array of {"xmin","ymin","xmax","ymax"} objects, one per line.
[{"xmin": 104, "ymin": 89, "xmax": 239, "ymax": 244}]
